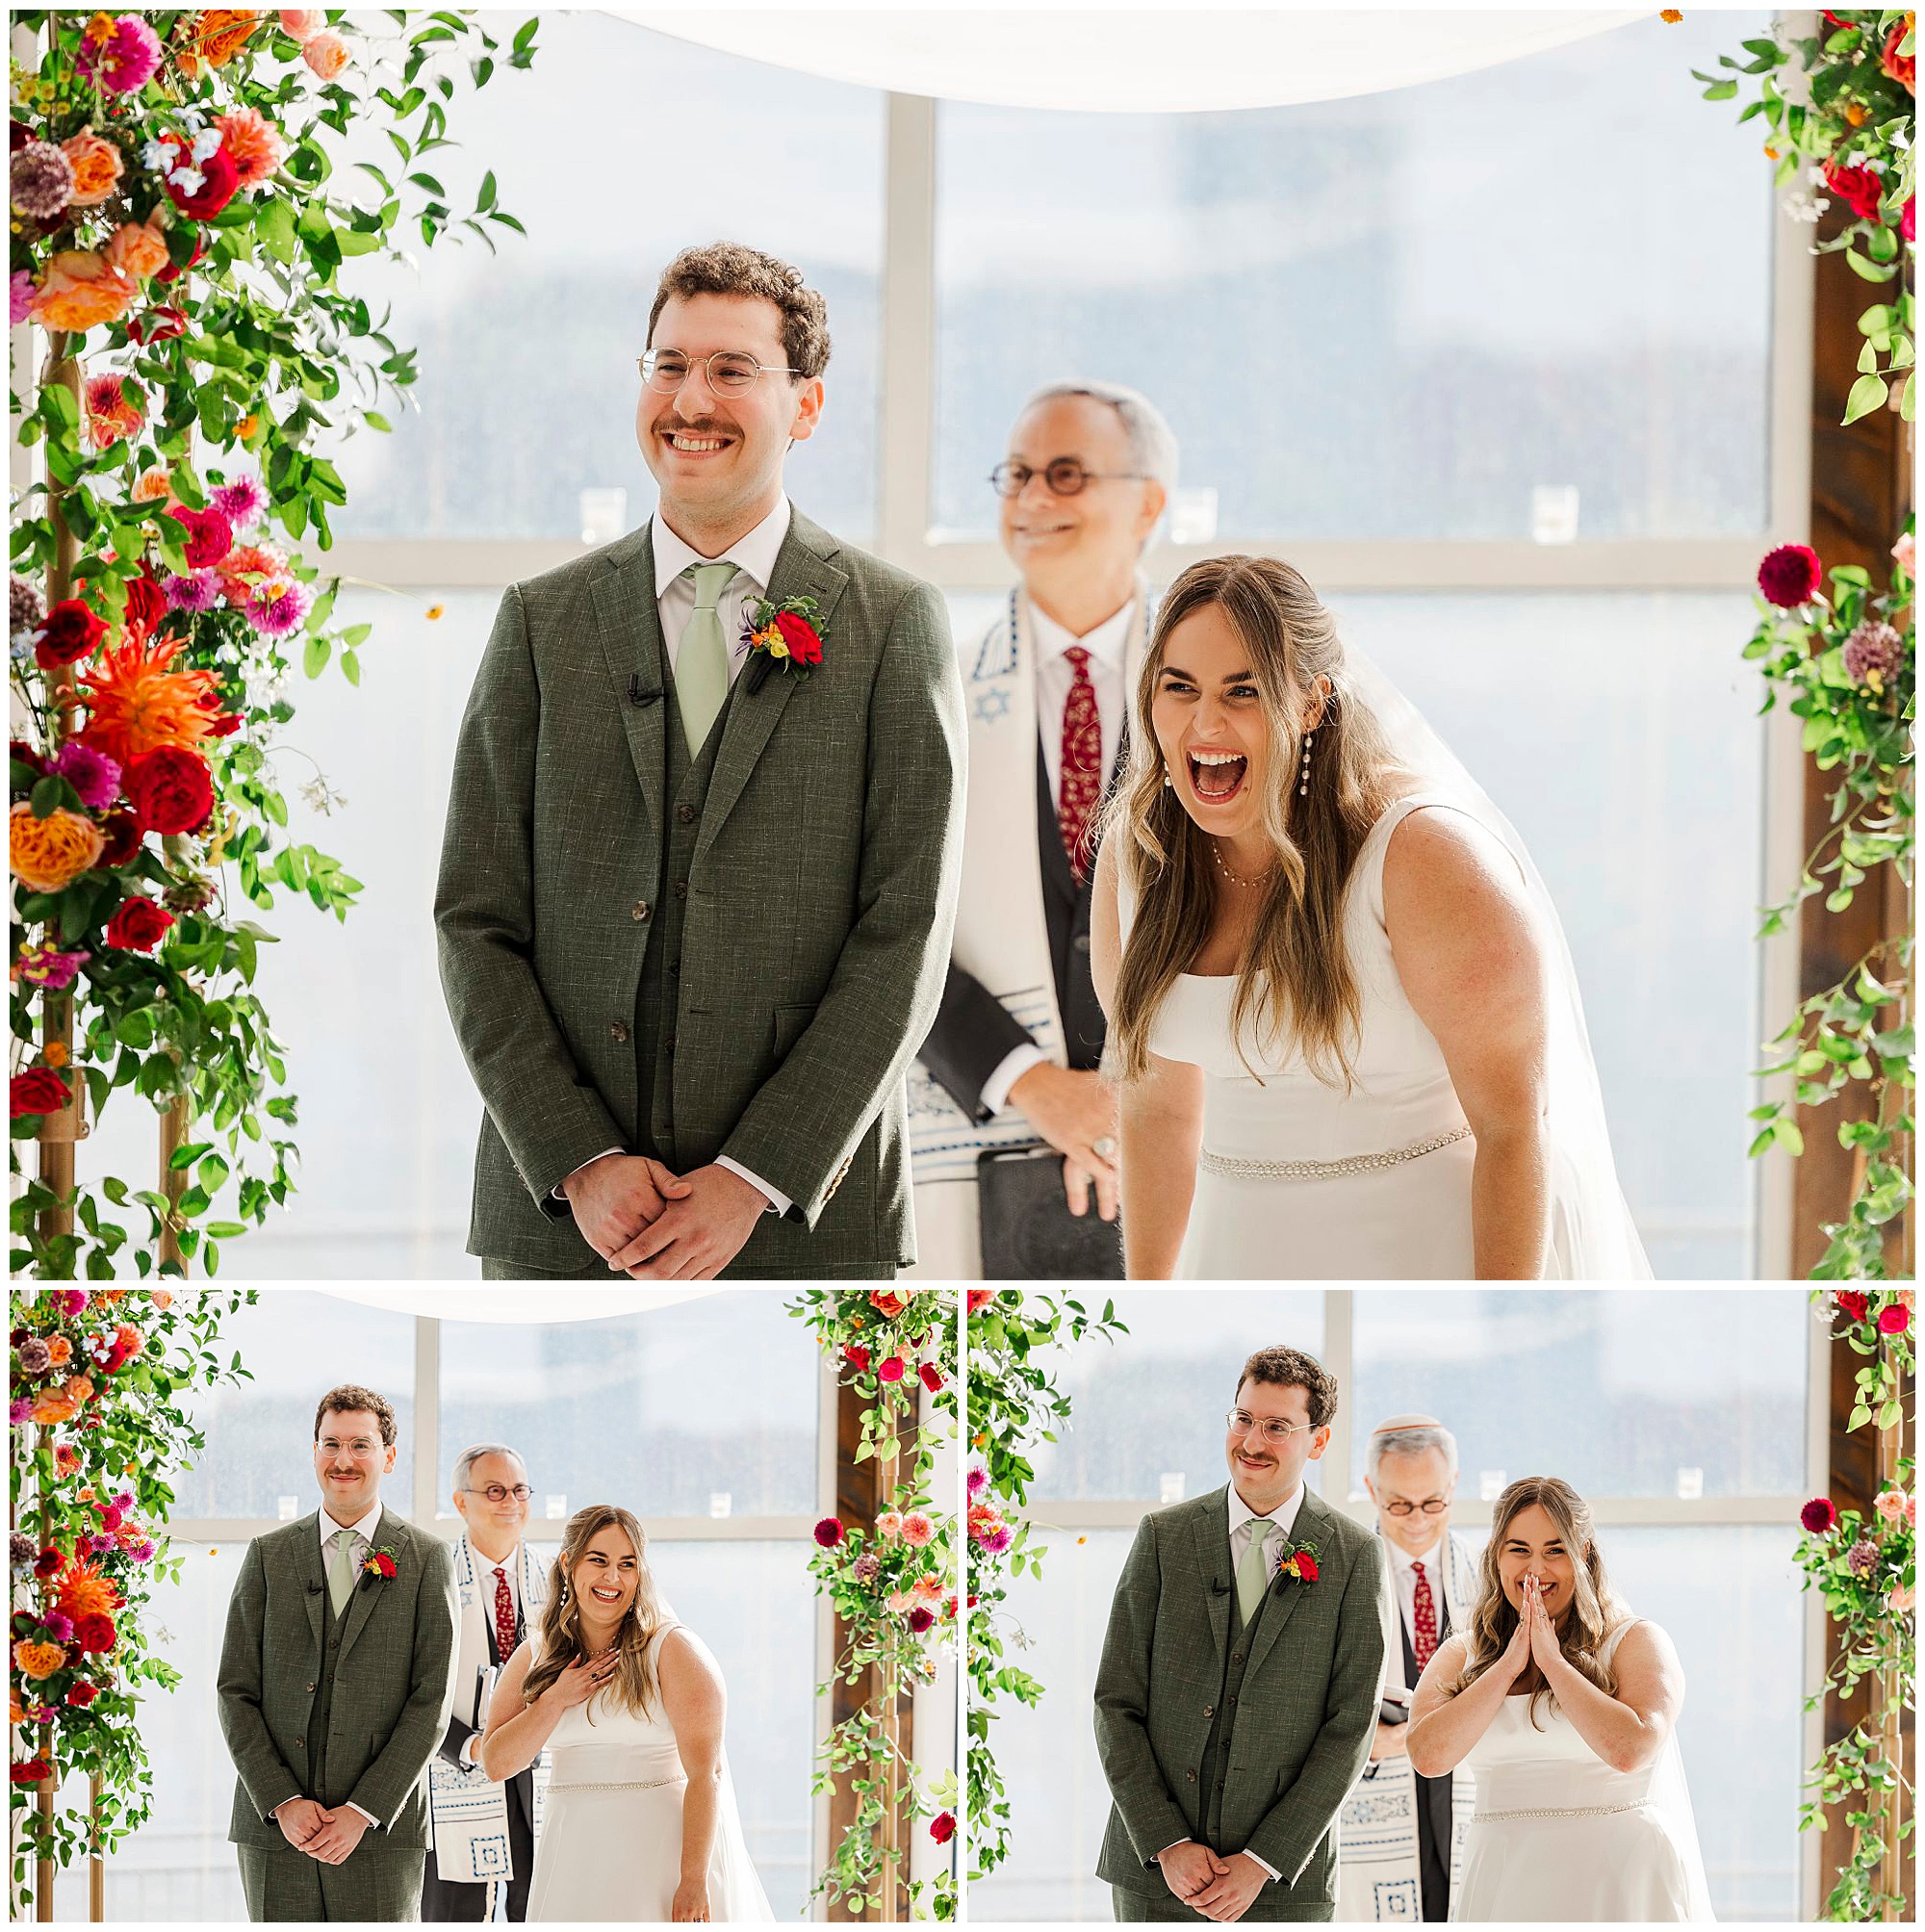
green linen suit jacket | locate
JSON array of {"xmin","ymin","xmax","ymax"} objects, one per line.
[
  {"xmin": 217, "ymin": 1508, "xmax": 459, "ymax": 1856},
  {"xmin": 434, "ymin": 506, "xmax": 966, "ymax": 1275},
  {"xmin": 1093, "ymin": 1484, "xmax": 1388, "ymax": 1916}
]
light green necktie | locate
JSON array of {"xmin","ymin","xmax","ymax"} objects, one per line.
[
  {"xmin": 677, "ymin": 562, "xmax": 736, "ymax": 750},
  {"xmin": 327, "ymin": 1525, "xmax": 359, "ymax": 1618},
  {"xmin": 1236, "ymin": 1519, "xmax": 1275, "ymax": 1627}
]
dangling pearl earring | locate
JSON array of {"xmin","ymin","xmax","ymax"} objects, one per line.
[
  {"xmin": 1298, "ymin": 731, "xmax": 1314, "ymax": 799},
  {"xmin": 1163, "ymin": 764, "xmax": 1173, "ymax": 788}
]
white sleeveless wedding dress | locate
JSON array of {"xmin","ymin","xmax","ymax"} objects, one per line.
[
  {"xmin": 1452, "ymin": 1620, "xmax": 1714, "ymax": 1922},
  {"xmin": 526, "ymin": 1620, "xmax": 773, "ymax": 1923},
  {"xmin": 1128, "ymin": 791, "xmax": 1491, "ymax": 1277}
]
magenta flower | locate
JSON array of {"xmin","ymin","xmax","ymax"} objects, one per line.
[
  {"xmin": 246, "ymin": 580, "xmax": 311, "ymax": 636},
  {"xmin": 52, "ymin": 1290, "xmax": 89, "ymax": 1317},
  {"xmin": 8, "ymin": 1400, "xmax": 31, "ymax": 1427},
  {"xmin": 75, "ymin": 13, "xmax": 163, "ymax": 93},
  {"xmin": 16, "ymin": 943, "xmax": 90, "ymax": 992},
  {"xmin": 112, "ymin": 1491, "xmax": 133, "ymax": 1512},
  {"xmin": 907, "ymin": 1606, "xmax": 935, "ymax": 1634},
  {"xmin": 89, "ymin": 1534, "xmax": 116, "ymax": 1555},
  {"xmin": 42, "ymin": 1612, "xmax": 73, "ymax": 1643},
  {"xmin": 878, "ymin": 1354, "xmax": 906, "ymax": 1383},
  {"xmin": 977, "ymin": 1523, "xmax": 1014, "ymax": 1556},
  {"xmin": 1801, "ymin": 1496, "xmax": 1838, "ymax": 1535},
  {"xmin": 127, "ymin": 1541, "xmax": 156, "ymax": 1562},
  {"xmin": 966, "ymin": 1465, "xmax": 988, "ymax": 1496},
  {"xmin": 813, "ymin": 1517, "xmax": 845, "ymax": 1549},
  {"xmin": 10, "ymin": 270, "xmax": 34, "ymax": 327},
  {"xmin": 210, "ymin": 476, "xmax": 267, "ymax": 528},
  {"xmin": 1758, "ymin": 544, "xmax": 1823, "ymax": 609},
  {"xmin": 163, "ymin": 569, "xmax": 221, "ymax": 613},
  {"xmin": 52, "ymin": 741, "xmax": 121, "ymax": 810}
]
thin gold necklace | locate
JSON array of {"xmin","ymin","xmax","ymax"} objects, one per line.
[{"xmin": 1211, "ymin": 841, "xmax": 1272, "ymax": 889}]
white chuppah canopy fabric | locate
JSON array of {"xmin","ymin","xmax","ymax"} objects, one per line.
[
  {"xmin": 609, "ymin": 8, "xmax": 1643, "ymax": 114},
  {"xmin": 322, "ymin": 1288, "xmax": 714, "ymax": 1324}
]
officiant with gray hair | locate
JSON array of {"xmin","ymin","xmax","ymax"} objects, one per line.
[
  {"xmin": 910, "ymin": 379, "xmax": 1175, "ymax": 1277},
  {"xmin": 423, "ymin": 1443, "xmax": 547, "ymax": 1922},
  {"xmin": 1337, "ymin": 1416, "xmax": 1476, "ymax": 1924}
]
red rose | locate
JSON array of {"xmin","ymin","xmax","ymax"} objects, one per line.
[
  {"xmin": 1836, "ymin": 1290, "xmax": 1871, "ymax": 1324},
  {"xmin": 1758, "ymin": 543, "xmax": 1823, "ymax": 608},
  {"xmin": 773, "ymin": 608, "xmax": 823, "ymax": 667},
  {"xmin": 11, "ymin": 1761, "xmax": 52, "ymax": 1787},
  {"xmin": 907, "ymin": 1605, "xmax": 935, "ymax": 1633},
  {"xmin": 1823, "ymin": 160, "xmax": 1886, "ymax": 224},
  {"xmin": 125, "ymin": 745, "xmax": 214, "ymax": 836},
  {"xmin": 154, "ymin": 230, "xmax": 206, "ymax": 287},
  {"xmin": 96, "ymin": 809, "xmax": 142, "ymax": 870},
  {"xmin": 204, "ymin": 708, "xmax": 244, "ymax": 738},
  {"xmin": 370, "ymin": 1552, "xmax": 398, "ymax": 1579},
  {"xmin": 929, "ymin": 1811, "xmax": 956, "ymax": 1845},
  {"xmin": 870, "ymin": 1289, "xmax": 909, "ymax": 1318},
  {"xmin": 1295, "ymin": 1552, "xmax": 1320, "ymax": 1583},
  {"xmin": 1801, "ymin": 1497, "xmax": 1838, "ymax": 1534},
  {"xmin": 36, "ymin": 598, "xmax": 108, "ymax": 669},
  {"xmin": 841, "ymin": 1343, "xmax": 870, "ymax": 1372},
  {"xmin": 11, "ymin": 1068, "xmax": 70, "ymax": 1120},
  {"xmin": 104, "ymin": 897, "xmax": 174, "ymax": 953},
  {"xmin": 64, "ymin": 1682, "xmax": 98, "ymax": 1708},
  {"xmin": 1876, "ymin": 1302, "xmax": 1911, "ymax": 1335},
  {"xmin": 878, "ymin": 1355, "xmax": 906, "ymax": 1383},
  {"xmin": 12, "ymin": 738, "xmax": 47, "ymax": 775},
  {"xmin": 33, "ymin": 1548, "xmax": 63, "ymax": 1581},
  {"xmin": 1881, "ymin": 20, "xmax": 1915, "ymax": 93},
  {"xmin": 919, "ymin": 1361, "xmax": 945, "ymax": 1394},
  {"xmin": 121, "ymin": 573, "xmax": 167, "ymax": 642},
  {"xmin": 73, "ymin": 1611, "xmax": 116, "ymax": 1654},
  {"xmin": 126, "ymin": 305, "xmax": 188, "ymax": 347},
  {"xmin": 162, "ymin": 141, "xmax": 240, "ymax": 220},
  {"xmin": 166, "ymin": 504, "xmax": 234, "ymax": 569}
]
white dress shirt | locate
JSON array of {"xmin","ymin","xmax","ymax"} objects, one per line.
[
  {"xmin": 1160, "ymin": 1481, "xmax": 1307, "ymax": 1884},
  {"xmin": 275, "ymin": 1503, "xmax": 387, "ymax": 1826},
  {"xmin": 459, "ymin": 1542, "xmax": 525, "ymax": 1766},
  {"xmin": 980, "ymin": 596, "xmax": 1137, "ymax": 1117},
  {"xmin": 560, "ymin": 498, "xmax": 797, "ymax": 1216},
  {"xmin": 1387, "ymin": 1530, "xmax": 1446, "ymax": 1666}
]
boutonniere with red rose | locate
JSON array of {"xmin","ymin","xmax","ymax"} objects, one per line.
[
  {"xmin": 742, "ymin": 592, "xmax": 827, "ymax": 693},
  {"xmin": 1275, "ymin": 1537, "xmax": 1320, "ymax": 1585},
  {"xmin": 361, "ymin": 1546, "xmax": 398, "ymax": 1584}
]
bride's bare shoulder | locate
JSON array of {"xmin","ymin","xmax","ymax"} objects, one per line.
[{"xmin": 655, "ymin": 1622, "xmax": 722, "ymax": 1689}]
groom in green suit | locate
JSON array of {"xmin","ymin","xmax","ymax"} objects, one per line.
[
  {"xmin": 217, "ymin": 1385, "xmax": 459, "ymax": 1921},
  {"xmin": 436, "ymin": 241, "xmax": 966, "ymax": 1279},
  {"xmin": 1095, "ymin": 1346, "xmax": 1387, "ymax": 1922}
]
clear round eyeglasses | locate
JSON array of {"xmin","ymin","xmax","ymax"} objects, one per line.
[
  {"xmin": 989, "ymin": 457, "xmax": 1152, "ymax": 499},
  {"xmin": 638, "ymin": 348, "xmax": 798, "ymax": 396},
  {"xmin": 462, "ymin": 1482, "xmax": 533, "ymax": 1505},
  {"xmin": 1224, "ymin": 1409, "xmax": 1319, "ymax": 1447}
]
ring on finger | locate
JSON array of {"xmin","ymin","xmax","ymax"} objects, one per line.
[{"xmin": 1092, "ymin": 1134, "xmax": 1117, "ymax": 1159}]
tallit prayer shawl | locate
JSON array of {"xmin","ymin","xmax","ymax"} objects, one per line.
[
  {"xmin": 1336, "ymin": 1529, "xmax": 1479, "ymax": 1922},
  {"xmin": 428, "ymin": 1533, "xmax": 551, "ymax": 1888},
  {"xmin": 908, "ymin": 585, "xmax": 1150, "ymax": 1275}
]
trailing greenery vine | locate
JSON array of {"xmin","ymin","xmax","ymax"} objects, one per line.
[
  {"xmin": 9, "ymin": 1285, "xmax": 254, "ymax": 1913},
  {"xmin": 790, "ymin": 1288, "xmax": 959, "ymax": 1921},
  {"xmin": 10, "ymin": 9, "xmax": 536, "ymax": 1278},
  {"xmin": 964, "ymin": 1288, "xmax": 1124, "ymax": 1887}
]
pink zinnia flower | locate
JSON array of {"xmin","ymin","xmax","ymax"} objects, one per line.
[
  {"xmin": 76, "ymin": 13, "xmax": 163, "ymax": 93},
  {"xmin": 10, "ymin": 270, "xmax": 34, "ymax": 327},
  {"xmin": 900, "ymin": 1511, "xmax": 936, "ymax": 1548},
  {"xmin": 163, "ymin": 570, "xmax": 220, "ymax": 613},
  {"xmin": 966, "ymin": 1466, "xmax": 988, "ymax": 1496},
  {"xmin": 977, "ymin": 1523, "xmax": 1014, "ymax": 1556},
  {"xmin": 16, "ymin": 943, "xmax": 90, "ymax": 992},
  {"xmin": 41, "ymin": 1612, "xmax": 72, "ymax": 1644},
  {"xmin": 52, "ymin": 741, "xmax": 121, "ymax": 809},
  {"xmin": 209, "ymin": 476, "xmax": 267, "ymax": 529},
  {"xmin": 244, "ymin": 577, "xmax": 310, "ymax": 637}
]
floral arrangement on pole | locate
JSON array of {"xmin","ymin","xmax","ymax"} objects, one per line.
[
  {"xmin": 1741, "ymin": 530, "xmax": 1914, "ymax": 1276},
  {"xmin": 10, "ymin": 1285, "xmax": 255, "ymax": 1911},
  {"xmin": 790, "ymin": 1287, "xmax": 960, "ymax": 1921},
  {"xmin": 1795, "ymin": 1288, "xmax": 1914, "ymax": 1921},
  {"xmin": 964, "ymin": 1288, "xmax": 1126, "ymax": 1884},
  {"xmin": 9, "ymin": 10, "xmax": 537, "ymax": 1278},
  {"xmin": 1693, "ymin": 10, "xmax": 1915, "ymax": 424}
]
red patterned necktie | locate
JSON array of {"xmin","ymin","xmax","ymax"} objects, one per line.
[
  {"xmin": 1411, "ymin": 1558, "xmax": 1438, "ymax": 1669},
  {"xmin": 492, "ymin": 1565, "xmax": 517, "ymax": 1664},
  {"xmin": 1058, "ymin": 644, "xmax": 1103, "ymax": 884}
]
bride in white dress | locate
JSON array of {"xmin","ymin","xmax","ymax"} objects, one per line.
[
  {"xmin": 1090, "ymin": 554, "xmax": 1646, "ymax": 1277},
  {"xmin": 1406, "ymin": 1477, "xmax": 1713, "ymax": 1922},
  {"xmin": 481, "ymin": 1504, "xmax": 772, "ymax": 1923}
]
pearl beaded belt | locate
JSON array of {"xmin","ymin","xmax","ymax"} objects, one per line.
[
  {"xmin": 546, "ymin": 1774, "xmax": 686, "ymax": 1793},
  {"xmin": 1473, "ymin": 1798, "xmax": 1651, "ymax": 1823},
  {"xmin": 1197, "ymin": 1124, "xmax": 1473, "ymax": 1182}
]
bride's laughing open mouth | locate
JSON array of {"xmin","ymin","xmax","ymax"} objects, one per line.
[{"xmin": 1187, "ymin": 747, "xmax": 1248, "ymax": 804}]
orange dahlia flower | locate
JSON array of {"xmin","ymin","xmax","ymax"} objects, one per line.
[
  {"xmin": 62, "ymin": 130, "xmax": 124, "ymax": 207},
  {"xmin": 11, "ymin": 803, "xmax": 107, "ymax": 893},
  {"xmin": 186, "ymin": 10, "xmax": 261, "ymax": 70},
  {"xmin": 77, "ymin": 634, "xmax": 221, "ymax": 767},
  {"xmin": 56, "ymin": 1558, "xmax": 122, "ymax": 1623},
  {"xmin": 215, "ymin": 106, "xmax": 286, "ymax": 190},
  {"xmin": 106, "ymin": 215, "xmax": 170, "ymax": 283},
  {"xmin": 30, "ymin": 251, "xmax": 139, "ymax": 334},
  {"xmin": 12, "ymin": 1640, "xmax": 66, "ymax": 1682}
]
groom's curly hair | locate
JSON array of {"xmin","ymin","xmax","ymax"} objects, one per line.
[
  {"xmin": 647, "ymin": 241, "xmax": 832, "ymax": 380},
  {"xmin": 1238, "ymin": 1346, "xmax": 1338, "ymax": 1429}
]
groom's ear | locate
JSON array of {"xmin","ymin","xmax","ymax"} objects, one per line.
[{"xmin": 787, "ymin": 375, "xmax": 826, "ymax": 446}]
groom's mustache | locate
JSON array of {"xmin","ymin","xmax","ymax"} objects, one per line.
[{"xmin": 653, "ymin": 413, "xmax": 735, "ymax": 436}]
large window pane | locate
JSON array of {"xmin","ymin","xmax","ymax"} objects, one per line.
[
  {"xmin": 173, "ymin": 1291, "xmax": 415, "ymax": 1515},
  {"xmin": 1350, "ymin": 1289, "xmax": 1809, "ymax": 1498},
  {"xmin": 1025, "ymin": 1289, "xmax": 1323, "ymax": 1503},
  {"xmin": 935, "ymin": 13, "xmax": 1770, "ymax": 542},
  {"xmin": 326, "ymin": 17, "xmax": 884, "ymax": 541},
  {"xmin": 946, "ymin": 587, "xmax": 1764, "ymax": 1279},
  {"xmin": 438, "ymin": 1300, "xmax": 818, "ymax": 1518}
]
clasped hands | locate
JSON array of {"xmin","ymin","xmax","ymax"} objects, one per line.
[
  {"xmin": 274, "ymin": 1796, "xmax": 370, "ymax": 1865},
  {"xmin": 564, "ymin": 1153, "xmax": 766, "ymax": 1280},
  {"xmin": 1502, "ymin": 1573, "xmax": 1567, "ymax": 1685},
  {"xmin": 1157, "ymin": 1842, "xmax": 1269, "ymax": 1923}
]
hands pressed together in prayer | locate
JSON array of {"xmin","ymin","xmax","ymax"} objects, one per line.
[
  {"xmin": 1157, "ymin": 1842, "xmax": 1270, "ymax": 1923},
  {"xmin": 563, "ymin": 1153, "xmax": 768, "ymax": 1280},
  {"xmin": 274, "ymin": 1796, "xmax": 372, "ymax": 1865}
]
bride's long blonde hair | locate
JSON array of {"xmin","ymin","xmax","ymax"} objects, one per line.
[
  {"xmin": 1109, "ymin": 554, "xmax": 1407, "ymax": 1086},
  {"xmin": 522, "ymin": 1504, "xmax": 670, "ymax": 1722}
]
